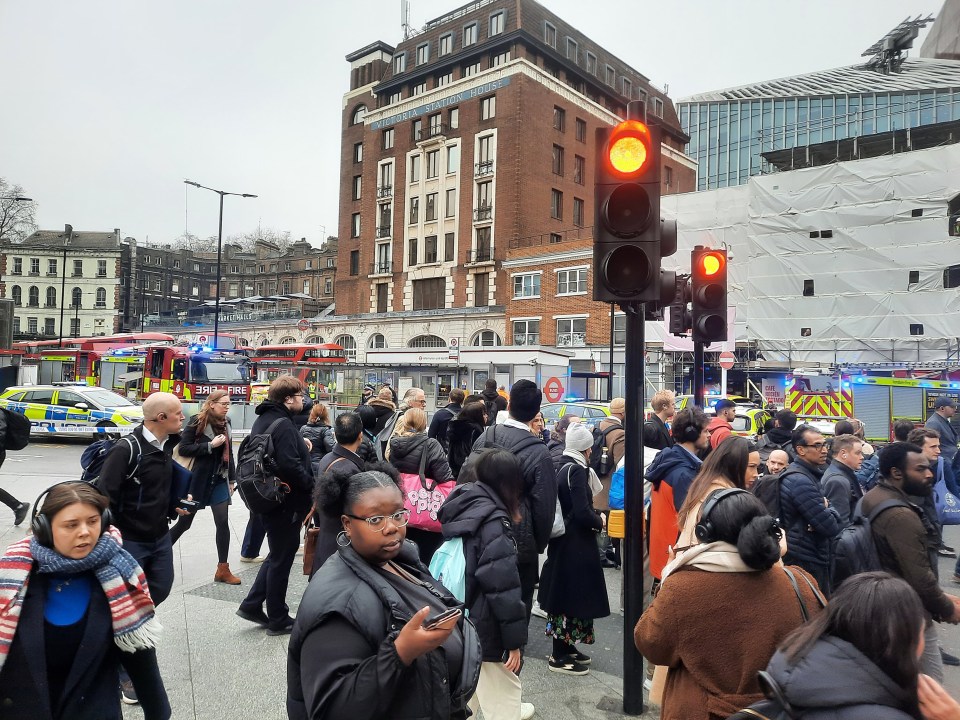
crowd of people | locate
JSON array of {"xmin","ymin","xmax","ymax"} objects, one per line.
[{"xmin": 6, "ymin": 376, "xmax": 960, "ymax": 720}]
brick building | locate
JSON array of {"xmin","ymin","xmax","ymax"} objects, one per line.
[{"xmin": 337, "ymin": 0, "xmax": 695, "ymax": 354}]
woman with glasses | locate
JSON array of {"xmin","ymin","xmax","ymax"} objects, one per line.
[
  {"xmin": 288, "ymin": 468, "xmax": 481, "ymax": 720},
  {"xmin": 168, "ymin": 390, "xmax": 240, "ymax": 585},
  {"xmin": 635, "ymin": 489, "xmax": 823, "ymax": 720}
]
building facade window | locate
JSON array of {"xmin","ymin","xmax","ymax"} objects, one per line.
[
  {"xmin": 552, "ymin": 145, "xmax": 564, "ymax": 175},
  {"xmin": 70, "ymin": 318, "xmax": 80, "ymax": 337},
  {"xmin": 573, "ymin": 197, "xmax": 585, "ymax": 227},
  {"xmin": 334, "ymin": 334, "xmax": 357, "ymax": 361},
  {"xmin": 30, "ymin": 258, "xmax": 39, "ymax": 275},
  {"xmin": 447, "ymin": 144, "xmax": 459, "ymax": 173},
  {"xmin": 412, "ymin": 278, "xmax": 445, "ymax": 310},
  {"xmin": 574, "ymin": 155, "xmax": 585, "ymax": 184},
  {"xmin": 376, "ymin": 284, "xmax": 388, "ymax": 313},
  {"xmin": 47, "ymin": 259, "xmax": 57, "ymax": 275},
  {"xmin": 28, "ymin": 286, "xmax": 38, "ymax": 307},
  {"xmin": 351, "ymin": 213, "xmax": 361, "ymax": 238},
  {"xmin": 557, "ymin": 317, "xmax": 587, "ymax": 347},
  {"xmin": 393, "ymin": 53, "xmax": 405, "ymax": 74},
  {"xmin": 409, "ymin": 196, "xmax": 420, "ymax": 224},
  {"xmin": 351, "ymin": 105, "xmax": 367, "ymax": 125},
  {"xmin": 585, "ymin": 52, "xmax": 597, "ymax": 75},
  {"xmin": 73, "ymin": 259, "xmax": 82, "ymax": 276},
  {"xmin": 12, "ymin": 258, "xmax": 21, "ymax": 275},
  {"xmin": 349, "ymin": 250, "xmax": 359, "ymax": 276},
  {"xmin": 368, "ymin": 332, "xmax": 386, "ymax": 349},
  {"xmin": 426, "ymin": 150, "xmax": 439, "ymax": 178},
  {"xmin": 383, "ymin": 128, "xmax": 394, "ymax": 150},
  {"xmin": 352, "ymin": 175, "xmax": 362, "ymax": 200},
  {"xmin": 489, "ymin": 11, "xmax": 505, "ymax": 36},
  {"xmin": 566, "ymin": 38, "xmax": 578, "ymax": 62},
  {"xmin": 513, "ymin": 273, "xmax": 541, "ymax": 298},
  {"xmin": 605, "ymin": 65, "xmax": 615, "ymax": 86},
  {"xmin": 425, "ymin": 193, "xmax": 437, "ymax": 221},
  {"xmin": 463, "ymin": 23, "xmax": 477, "ymax": 47},
  {"xmin": 96, "ymin": 287, "xmax": 107, "ymax": 308},
  {"xmin": 463, "ymin": 61, "xmax": 480, "ymax": 77},
  {"xmin": 437, "ymin": 72, "xmax": 453, "ymax": 87},
  {"xmin": 408, "ymin": 237, "xmax": 418, "ymax": 266},
  {"xmin": 553, "ymin": 106, "xmax": 565, "ymax": 131},
  {"xmin": 480, "ymin": 96, "xmax": 496, "ymax": 120},
  {"xmin": 425, "ymin": 235, "xmax": 438, "ymax": 263},
  {"xmin": 439, "ymin": 33, "xmax": 453, "ymax": 55},
  {"xmin": 622, "ymin": 77, "xmax": 632, "ymax": 98},
  {"xmin": 412, "ymin": 82, "xmax": 426, "ymax": 96},
  {"xmin": 472, "ymin": 330, "xmax": 501, "ymax": 346},
  {"xmin": 513, "ymin": 319, "xmax": 540, "ymax": 346},
  {"xmin": 44, "ymin": 287, "xmax": 56, "ymax": 307},
  {"xmin": 71, "ymin": 287, "xmax": 81, "ymax": 307},
  {"xmin": 449, "ymin": 107, "xmax": 459, "ymax": 129},
  {"xmin": 544, "ymin": 22, "xmax": 556, "ymax": 47},
  {"xmin": 551, "ymin": 189, "xmax": 563, "ymax": 219},
  {"xmin": 410, "ymin": 154, "xmax": 421, "ymax": 182},
  {"xmin": 445, "ymin": 232, "xmax": 455, "ymax": 262},
  {"xmin": 557, "ymin": 268, "xmax": 588, "ymax": 295},
  {"xmin": 491, "ymin": 51, "xmax": 510, "ymax": 67},
  {"xmin": 11, "ymin": 286, "xmax": 20, "ymax": 305},
  {"xmin": 416, "ymin": 43, "xmax": 429, "ymax": 65},
  {"xmin": 445, "ymin": 188, "xmax": 457, "ymax": 217},
  {"xmin": 44, "ymin": 318, "xmax": 55, "ymax": 336},
  {"xmin": 354, "ymin": 142, "xmax": 363, "ymax": 162},
  {"xmin": 475, "ymin": 227, "xmax": 492, "ymax": 260},
  {"xmin": 474, "ymin": 272, "xmax": 489, "ymax": 307}
]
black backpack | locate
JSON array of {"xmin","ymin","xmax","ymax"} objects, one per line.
[
  {"xmin": 235, "ymin": 418, "xmax": 289, "ymax": 515},
  {"xmin": 589, "ymin": 425, "xmax": 620, "ymax": 476},
  {"xmin": 831, "ymin": 498, "xmax": 909, "ymax": 589},
  {"xmin": 80, "ymin": 435, "xmax": 141, "ymax": 491},
  {"xmin": 0, "ymin": 408, "xmax": 31, "ymax": 451},
  {"xmin": 727, "ymin": 671, "xmax": 797, "ymax": 719},
  {"xmin": 752, "ymin": 473, "xmax": 784, "ymax": 520}
]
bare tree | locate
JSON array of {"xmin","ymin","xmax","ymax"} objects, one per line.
[
  {"xmin": 224, "ymin": 227, "xmax": 293, "ymax": 254},
  {"xmin": 0, "ymin": 178, "xmax": 38, "ymax": 242},
  {"xmin": 171, "ymin": 232, "xmax": 217, "ymax": 252}
]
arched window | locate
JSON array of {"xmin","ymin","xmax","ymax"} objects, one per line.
[
  {"xmin": 278, "ymin": 336, "xmax": 297, "ymax": 344},
  {"xmin": 471, "ymin": 330, "xmax": 502, "ymax": 347},
  {"xmin": 11, "ymin": 286, "xmax": 21, "ymax": 306},
  {"xmin": 72, "ymin": 287, "xmax": 82, "ymax": 307},
  {"xmin": 96, "ymin": 287, "xmax": 106, "ymax": 307},
  {"xmin": 239, "ymin": 338, "xmax": 250, "ymax": 346},
  {"xmin": 351, "ymin": 104, "xmax": 368, "ymax": 125},
  {"xmin": 334, "ymin": 334, "xmax": 357, "ymax": 361},
  {"xmin": 45, "ymin": 287, "xmax": 57, "ymax": 307},
  {"xmin": 304, "ymin": 335, "xmax": 324, "ymax": 344},
  {"xmin": 368, "ymin": 333, "xmax": 386, "ymax": 349},
  {"xmin": 408, "ymin": 335, "xmax": 445, "ymax": 348},
  {"xmin": 259, "ymin": 336, "xmax": 271, "ymax": 346},
  {"xmin": 28, "ymin": 286, "xmax": 39, "ymax": 307}
]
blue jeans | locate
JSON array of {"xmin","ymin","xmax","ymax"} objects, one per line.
[
  {"xmin": 123, "ymin": 532, "xmax": 174, "ymax": 606},
  {"xmin": 241, "ymin": 514, "xmax": 267, "ymax": 558}
]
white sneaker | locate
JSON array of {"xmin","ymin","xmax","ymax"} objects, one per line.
[
  {"xmin": 643, "ymin": 677, "xmax": 653, "ymax": 692},
  {"xmin": 531, "ymin": 601, "xmax": 547, "ymax": 619},
  {"xmin": 520, "ymin": 701, "xmax": 535, "ymax": 719},
  {"xmin": 240, "ymin": 556, "xmax": 265, "ymax": 564}
]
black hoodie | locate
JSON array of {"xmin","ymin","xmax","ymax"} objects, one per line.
[
  {"xmin": 250, "ymin": 400, "xmax": 314, "ymax": 514},
  {"xmin": 480, "ymin": 388, "xmax": 507, "ymax": 427},
  {"xmin": 438, "ymin": 482, "xmax": 527, "ymax": 660}
]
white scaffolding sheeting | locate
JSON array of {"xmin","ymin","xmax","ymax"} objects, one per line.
[{"xmin": 660, "ymin": 144, "xmax": 960, "ymax": 365}]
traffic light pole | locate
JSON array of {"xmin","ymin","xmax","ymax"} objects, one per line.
[
  {"xmin": 693, "ymin": 340, "xmax": 705, "ymax": 408},
  {"xmin": 622, "ymin": 302, "xmax": 646, "ymax": 716}
]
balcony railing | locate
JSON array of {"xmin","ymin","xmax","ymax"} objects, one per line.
[
  {"xmin": 465, "ymin": 248, "xmax": 493, "ymax": 264},
  {"xmin": 473, "ymin": 205, "xmax": 493, "ymax": 222},
  {"xmin": 416, "ymin": 124, "xmax": 446, "ymax": 141},
  {"xmin": 376, "ymin": 225, "xmax": 392, "ymax": 238},
  {"xmin": 369, "ymin": 261, "xmax": 394, "ymax": 275},
  {"xmin": 377, "ymin": 185, "xmax": 393, "ymax": 198},
  {"xmin": 475, "ymin": 160, "xmax": 494, "ymax": 177}
]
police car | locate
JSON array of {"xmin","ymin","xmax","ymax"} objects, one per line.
[{"xmin": 0, "ymin": 384, "xmax": 143, "ymax": 437}]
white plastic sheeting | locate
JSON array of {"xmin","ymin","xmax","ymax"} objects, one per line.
[{"xmin": 660, "ymin": 144, "xmax": 960, "ymax": 364}]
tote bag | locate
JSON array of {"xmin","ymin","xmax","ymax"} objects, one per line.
[
  {"xmin": 934, "ymin": 476, "xmax": 960, "ymax": 525},
  {"xmin": 398, "ymin": 450, "xmax": 455, "ymax": 533}
]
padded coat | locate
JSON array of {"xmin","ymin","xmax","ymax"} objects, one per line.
[{"xmin": 779, "ymin": 460, "xmax": 841, "ymax": 573}]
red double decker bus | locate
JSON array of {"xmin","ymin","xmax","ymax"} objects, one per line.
[{"xmin": 251, "ymin": 344, "xmax": 346, "ymax": 398}]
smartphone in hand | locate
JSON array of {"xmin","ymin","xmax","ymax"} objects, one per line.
[{"xmin": 422, "ymin": 607, "xmax": 461, "ymax": 630}]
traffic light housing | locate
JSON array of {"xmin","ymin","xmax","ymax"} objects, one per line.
[
  {"xmin": 593, "ymin": 118, "xmax": 675, "ymax": 304},
  {"xmin": 668, "ymin": 274, "xmax": 692, "ymax": 336},
  {"xmin": 691, "ymin": 246, "xmax": 728, "ymax": 344}
]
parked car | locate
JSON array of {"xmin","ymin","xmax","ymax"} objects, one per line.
[
  {"xmin": 0, "ymin": 384, "xmax": 143, "ymax": 437},
  {"xmin": 730, "ymin": 407, "xmax": 773, "ymax": 441},
  {"xmin": 540, "ymin": 401, "xmax": 611, "ymax": 432}
]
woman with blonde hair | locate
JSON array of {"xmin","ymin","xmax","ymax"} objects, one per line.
[
  {"xmin": 386, "ymin": 407, "xmax": 453, "ymax": 564},
  {"xmin": 299, "ymin": 402, "xmax": 335, "ymax": 475},
  {"xmin": 169, "ymin": 389, "xmax": 240, "ymax": 585}
]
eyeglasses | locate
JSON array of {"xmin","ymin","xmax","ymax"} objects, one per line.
[
  {"xmin": 214, "ymin": 401, "xmax": 231, "ymax": 407},
  {"xmin": 800, "ymin": 442, "xmax": 828, "ymax": 451},
  {"xmin": 345, "ymin": 509, "xmax": 410, "ymax": 532}
]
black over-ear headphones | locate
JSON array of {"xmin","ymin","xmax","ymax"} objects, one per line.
[
  {"xmin": 677, "ymin": 419, "xmax": 703, "ymax": 444},
  {"xmin": 694, "ymin": 487, "xmax": 750, "ymax": 543},
  {"xmin": 31, "ymin": 481, "xmax": 113, "ymax": 548}
]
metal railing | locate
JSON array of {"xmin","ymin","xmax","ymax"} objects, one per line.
[
  {"xmin": 465, "ymin": 248, "xmax": 493, "ymax": 264},
  {"xmin": 369, "ymin": 261, "xmax": 394, "ymax": 275},
  {"xmin": 473, "ymin": 206, "xmax": 493, "ymax": 222},
  {"xmin": 475, "ymin": 160, "xmax": 494, "ymax": 177},
  {"xmin": 377, "ymin": 185, "xmax": 393, "ymax": 198},
  {"xmin": 376, "ymin": 225, "xmax": 392, "ymax": 238},
  {"xmin": 507, "ymin": 226, "xmax": 591, "ymax": 249}
]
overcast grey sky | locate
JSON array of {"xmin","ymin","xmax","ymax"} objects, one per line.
[{"xmin": 0, "ymin": 0, "xmax": 943, "ymax": 247}]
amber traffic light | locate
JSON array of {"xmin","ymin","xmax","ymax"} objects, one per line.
[{"xmin": 691, "ymin": 246, "xmax": 728, "ymax": 343}]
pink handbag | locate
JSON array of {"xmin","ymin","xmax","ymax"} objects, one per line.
[{"xmin": 398, "ymin": 451, "xmax": 455, "ymax": 532}]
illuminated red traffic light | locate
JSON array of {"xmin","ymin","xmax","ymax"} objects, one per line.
[{"xmin": 606, "ymin": 120, "xmax": 651, "ymax": 176}]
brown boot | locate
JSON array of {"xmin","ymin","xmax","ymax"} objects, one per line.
[{"xmin": 214, "ymin": 562, "xmax": 241, "ymax": 585}]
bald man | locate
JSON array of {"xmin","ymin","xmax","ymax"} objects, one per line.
[
  {"xmin": 101, "ymin": 391, "xmax": 185, "ymax": 608},
  {"xmin": 766, "ymin": 449, "xmax": 790, "ymax": 476}
]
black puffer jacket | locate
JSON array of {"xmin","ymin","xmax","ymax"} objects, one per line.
[
  {"xmin": 287, "ymin": 542, "xmax": 481, "ymax": 720},
  {"xmin": 766, "ymin": 635, "xmax": 918, "ymax": 719},
  {"xmin": 446, "ymin": 417, "xmax": 483, "ymax": 479},
  {"xmin": 438, "ymin": 481, "xmax": 527, "ymax": 661},
  {"xmin": 466, "ymin": 424, "xmax": 558, "ymax": 562},
  {"xmin": 780, "ymin": 459, "xmax": 841, "ymax": 572},
  {"xmin": 387, "ymin": 433, "xmax": 453, "ymax": 481},
  {"xmin": 547, "ymin": 439, "xmax": 566, "ymax": 472},
  {"xmin": 299, "ymin": 421, "xmax": 335, "ymax": 463}
]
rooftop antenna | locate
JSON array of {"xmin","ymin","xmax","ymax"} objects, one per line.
[
  {"xmin": 402, "ymin": 0, "xmax": 412, "ymax": 40},
  {"xmin": 861, "ymin": 15, "xmax": 935, "ymax": 74}
]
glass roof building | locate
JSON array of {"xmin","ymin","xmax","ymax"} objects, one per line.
[{"xmin": 678, "ymin": 58, "xmax": 960, "ymax": 191}]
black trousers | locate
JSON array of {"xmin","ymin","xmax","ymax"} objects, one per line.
[{"xmin": 240, "ymin": 506, "xmax": 305, "ymax": 626}]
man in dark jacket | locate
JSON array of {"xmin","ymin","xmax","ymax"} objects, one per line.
[
  {"xmin": 642, "ymin": 390, "xmax": 674, "ymax": 450},
  {"xmin": 820, "ymin": 433, "xmax": 864, "ymax": 525},
  {"xmin": 778, "ymin": 425, "xmax": 841, "ymax": 595},
  {"xmin": 926, "ymin": 396, "xmax": 958, "ymax": 465},
  {"xmin": 428, "ymin": 388, "xmax": 464, "ymax": 452},
  {"xmin": 100, "ymin": 391, "xmax": 185, "ymax": 705},
  {"xmin": 238, "ymin": 375, "xmax": 314, "ymax": 636},
  {"xmin": 862, "ymin": 442, "xmax": 960, "ymax": 682},
  {"xmin": 317, "ymin": 411, "xmax": 365, "ymax": 476},
  {"xmin": 480, "ymin": 379, "xmax": 507, "ymax": 427},
  {"xmin": 465, "ymin": 379, "xmax": 556, "ymax": 621},
  {"xmin": 756, "ymin": 409, "xmax": 798, "ymax": 471}
]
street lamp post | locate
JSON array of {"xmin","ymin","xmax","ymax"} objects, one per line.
[{"xmin": 183, "ymin": 181, "xmax": 257, "ymax": 349}]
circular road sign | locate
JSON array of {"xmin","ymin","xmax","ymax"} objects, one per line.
[
  {"xmin": 718, "ymin": 351, "xmax": 736, "ymax": 370},
  {"xmin": 544, "ymin": 376, "xmax": 563, "ymax": 403}
]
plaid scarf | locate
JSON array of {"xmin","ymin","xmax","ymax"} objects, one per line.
[{"xmin": 0, "ymin": 526, "xmax": 161, "ymax": 673}]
